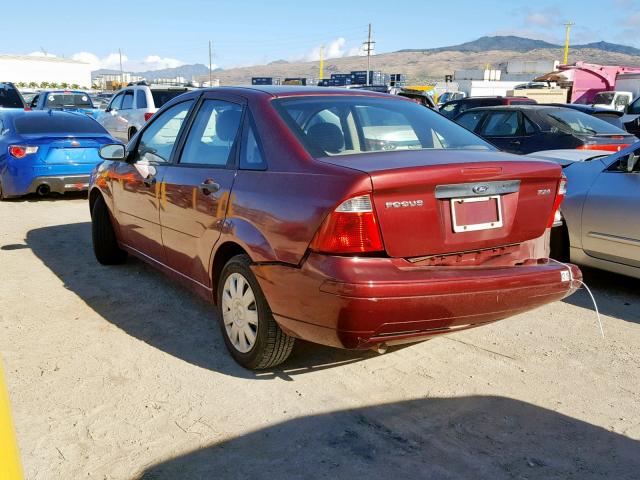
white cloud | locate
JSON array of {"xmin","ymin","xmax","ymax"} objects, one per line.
[
  {"xmin": 526, "ymin": 12, "xmax": 552, "ymax": 26},
  {"xmin": 69, "ymin": 51, "xmax": 186, "ymax": 72},
  {"xmin": 303, "ymin": 37, "xmax": 368, "ymax": 62},
  {"xmin": 28, "ymin": 51, "xmax": 57, "ymax": 58}
]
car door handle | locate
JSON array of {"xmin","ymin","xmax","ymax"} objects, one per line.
[
  {"xmin": 510, "ymin": 139, "xmax": 521, "ymax": 145},
  {"xmin": 143, "ymin": 176, "xmax": 156, "ymax": 187},
  {"xmin": 200, "ymin": 180, "xmax": 220, "ymax": 195}
]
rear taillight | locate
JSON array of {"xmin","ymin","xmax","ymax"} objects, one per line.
[
  {"xmin": 144, "ymin": 112, "xmax": 154, "ymax": 122},
  {"xmin": 310, "ymin": 194, "xmax": 384, "ymax": 254},
  {"xmin": 577, "ymin": 144, "xmax": 629, "ymax": 152},
  {"xmin": 547, "ymin": 176, "xmax": 567, "ymax": 228},
  {"xmin": 9, "ymin": 145, "xmax": 38, "ymax": 159}
]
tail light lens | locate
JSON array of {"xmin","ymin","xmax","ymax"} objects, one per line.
[
  {"xmin": 144, "ymin": 112, "xmax": 154, "ymax": 122},
  {"xmin": 547, "ymin": 176, "xmax": 567, "ymax": 228},
  {"xmin": 9, "ymin": 145, "xmax": 38, "ymax": 159},
  {"xmin": 310, "ymin": 194, "xmax": 384, "ymax": 254},
  {"xmin": 577, "ymin": 144, "xmax": 629, "ymax": 152}
]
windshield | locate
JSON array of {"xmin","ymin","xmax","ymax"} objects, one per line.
[
  {"xmin": 593, "ymin": 92, "xmax": 615, "ymax": 104},
  {"xmin": 274, "ymin": 96, "xmax": 495, "ymax": 157},
  {"xmin": 544, "ymin": 108, "xmax": 626, "ymax": 135},
  {"xmin": 44, "ymin": 92, "xmax": 94, "ymax": 109},
  {"xmin": 0, "ymin": 83, "xmax": 25, "ymax": 108}
]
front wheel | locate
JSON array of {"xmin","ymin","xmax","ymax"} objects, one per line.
[
  {"xmin": 217, "ymin": 254, "xmax": 295, "ymax": 369},
  {"xmin": 91, "ymin": 195, "xmax": 128, "ymax": 265}
]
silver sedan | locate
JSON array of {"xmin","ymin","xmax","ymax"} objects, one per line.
[{"xmin": 529, "ymin": 145, "xmax": 640, "ymax": 279}]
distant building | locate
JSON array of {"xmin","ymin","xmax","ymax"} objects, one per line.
[
  {"xmin": 93, "ymin": 73, "xmax": 144, "ymax": 90},
  {"xmin": 0, "ymin": 54, "xmax": 91, "ymax": 87}
]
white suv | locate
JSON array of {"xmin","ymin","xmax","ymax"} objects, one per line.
[{"xmin": 97, "ymin": 83, "xmax": 195, "ymax": 142}]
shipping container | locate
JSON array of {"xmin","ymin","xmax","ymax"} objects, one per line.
[{"xmin": 283, "ymin": 77, "xmax": 307, "ymax": 86}]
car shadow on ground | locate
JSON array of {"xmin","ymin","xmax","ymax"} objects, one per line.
[
  {"xmin": 24, "ymin": 222, "xmax": 381, "ymax": 379},
  {"xmin": 562, "ymin": 266, "xmax": 640, "ymax": 325},
  {"xmin": 134, "ymin": 395, "xmax": 640, "ymax": 480},
  {"xmin": 2, "ymin": 192, "xmax": 88, "ymax": 202}
]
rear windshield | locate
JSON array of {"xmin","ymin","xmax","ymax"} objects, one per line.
[
  {"xmin": 14, "ymin": 114, "xmax": 108, "ymax": 134},
  {"xmin": 44, "ymin": 92, "xmax": 94, "ymax": 109},
  {"xmin": 593, "ymin": 92, "xmax": 615, "ymax": 104},
  {"xmin": 151, "ymin": 90, "xmax": 188, "ymax": 108},
  {"xmin": 0, "ymin": 83, "xmax": 25, "ymax": 108},
  {"xmin": 274, "ymin": 96, "xmax": 495, "ymax": 157},
  {"xmin": 544, "ymin": 108, "xmax": 627, "ymax": 135},
  {"xmin": 594, "ymin": 113, "xmax": 624, "ymax": 129}
]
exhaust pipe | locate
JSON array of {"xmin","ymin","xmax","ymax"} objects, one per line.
[
  {"xmin": 36, "ymin": 184, "xmax": 50, "ymax": 196},
  {"xmin": 371, "ymin": 343, "xmax": 388, "ymax": 355}
]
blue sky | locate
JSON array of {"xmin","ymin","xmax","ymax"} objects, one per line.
[{"xmin": 3, "ymin": 0, "xmax": 639, "ymax": 71}]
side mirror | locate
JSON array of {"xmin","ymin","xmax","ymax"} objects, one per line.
[{"xmin": 99, "ymin": 144, "xmax": 126, "ymax": 161}]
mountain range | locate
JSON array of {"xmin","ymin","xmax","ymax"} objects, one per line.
[{"xmin": 92, "ymin": 36, "xmax": 640, "ymax": 85}]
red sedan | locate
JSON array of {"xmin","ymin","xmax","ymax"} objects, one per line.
[{"xmin": 89, "ymin": 86, "xmax": 581, "ymax": 369}]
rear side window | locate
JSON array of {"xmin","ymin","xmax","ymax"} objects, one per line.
[
  {"xmin": 151, "ymin": 90, "xmax": 188, "ymax": 108},
  {"xmin": 180, "ymin": 100, "xmax": 243, "ymax": 167},
  {"xmin": 456, "ymin": 111, "xmax": 484, "ymax": 131},
  {"xmin": 240, "ymin": 116, "xmax": 266, "ymax": 170},
  {"xmin": 136, "ymin": 91, "xmax": 147, "ymax": 109},
  {"xmin": 14, "ymin": 114, "xmax": 108, "ymax": 134},
  {"xmin": 545, "ymin": 109, "xmax": 626, "ymax": 135},
  {"xmin": 0, "ymin": 83, "xmax": 25, "ymax": 108},
  {"xmin": 481, "ymin": 111, "xmax": 520, "ymax": 136},
  {"xmin": 44, "ymin": 93, "xmax": 93, "ymax": 109},
  {"xmin": 121, "ymin": 91, "xmax": 134, "ymax": 110}
]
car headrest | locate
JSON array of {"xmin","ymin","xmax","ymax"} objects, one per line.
[
  {"xmin": 306, "ymin": 123, "xmax": 344, "ymax": 154},
  {"xmin": 216, "ymin": 109, "xmax": 242, "ymax": 142}
]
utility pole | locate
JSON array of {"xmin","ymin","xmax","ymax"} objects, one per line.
[
  {"xmin": 209, "ymin": 40, "xmax": 213, "ymax": 87},
  {"xmin": 362, "ymin": 23, "xmax": 375, "ymax": 86},
  {"xmin": 118, "ymin": 48, "xmax": 124, "ymax": 85},
  {"xmin": 563, "ymin": 22, "xmax": 575, "ymax": 65},
  {"xmin": 319, "ymin": 45, "xmax": 325, "ymax": 80}
]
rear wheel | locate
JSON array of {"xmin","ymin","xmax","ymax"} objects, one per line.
[
  {"xmin": 217, "ymin": 254, "xmax": 295, "ymax": 369},
  {"xmin": 91, "ymin": 195, "xmax": 127, "ymax": 265}
]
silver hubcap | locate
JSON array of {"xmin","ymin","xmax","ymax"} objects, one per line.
[{"xmin": 222, "ymin": 272, "xmax": 258, "ymax": 353}]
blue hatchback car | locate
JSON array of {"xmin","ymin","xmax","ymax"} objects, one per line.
[{"xmin": 0, "ymin": 110, "xmax": 115, "ymax": 198}]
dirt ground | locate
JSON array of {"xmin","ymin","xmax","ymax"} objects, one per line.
[{"xmin": 1, "ymin": 195, "xmax": 639, "ymax": 480}]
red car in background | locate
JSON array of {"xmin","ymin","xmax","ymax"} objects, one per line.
[{"xmin": 89, "ymin": 86, "xmax": 580, "ymax": 369}]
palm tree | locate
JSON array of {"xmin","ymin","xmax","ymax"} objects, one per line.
[
  {"xmin": 50, "ymin": 83, "xmax": 60, "ymax": 89},
  {"xmin": 70, "ymin": 84, "xmax": 80, "ymax": 90},
  {"xmin": 39, "ymin": 81, "xmax": 49, "ymax": 89},
  {"xmin": 60, "ymin": 82, "xmax": 69, "ymax": 89},
  {"xmin": 28, "ymin": 82, "xmax": 38, "ymax": 89}
]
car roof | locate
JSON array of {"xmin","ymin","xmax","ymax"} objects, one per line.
[
  {"xmin": 0, "ymin": 109, "xmax": 90, "ymax": 120},
  {"xmin": 198, "ymin": 85, "xmax": 393, "ymax": 99},
  {"xmin": 461, "ymin": 105, "xmax": 561, "ymax": 111},
  {"xmin": 543, "ymin": 103, "xmax": 624, "ymax": 116}
]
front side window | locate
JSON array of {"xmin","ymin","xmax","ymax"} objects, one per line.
[
  {"xmin": 480, "ymin": 111, "xmax": 521, "ymax": 136},
  {"xmin": 135, "ymin": 100, "xmax": 194, "ymax": 164},
  {"xmin": 109, "ymin": 92, "xmax": 124, "ymax": 111},
  {"xmin": 275, "ymin": 96, "xmax": 494, "ymax": 158},
  {"xmin": 180, "ymin": 100, "xmax": 243, "ymax": 167}
]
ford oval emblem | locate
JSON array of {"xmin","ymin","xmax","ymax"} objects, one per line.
[{"xmin": 472, "ymin": 184, "xmax": 489, "ymax": 194}]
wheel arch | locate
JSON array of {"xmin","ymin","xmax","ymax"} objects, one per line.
[{"xmin": 210, "ymin": 241, "xmax": 250, "ymax": 304}]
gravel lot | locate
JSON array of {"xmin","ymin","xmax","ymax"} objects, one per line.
[{"xmin": 1, "ymin": 195, "xmax": 639, "ymax": 479}]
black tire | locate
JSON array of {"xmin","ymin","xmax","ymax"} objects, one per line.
[
  {"xmin": 217, "ymin": 254, "xmax": 295, "ymax": 369},
  {"xmin": 91, "ymin": 195, "xmax": 127, "ymax": 265},
  {"xmin": 550, "ymin": 222, "xmax": 570, "ymax": 262}
]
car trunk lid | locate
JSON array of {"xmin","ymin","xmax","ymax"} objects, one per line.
[
  {"xmin": 320, "ymin": 150, "xmax": 562, "ymax": 258},
  {"xmin": 22, "ymin": 134, "xmax": 110, "ymax": 165}
]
